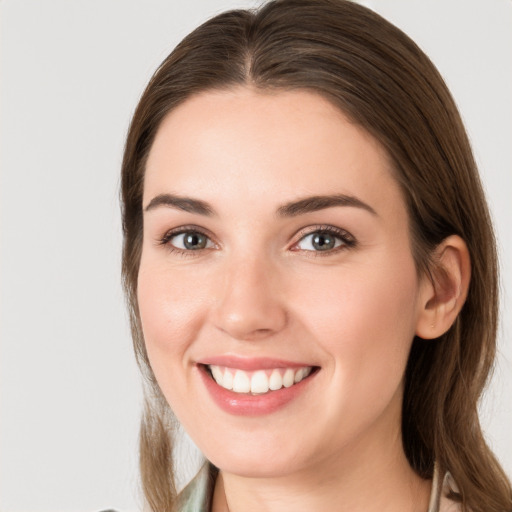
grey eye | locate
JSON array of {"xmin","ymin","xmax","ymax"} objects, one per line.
[
  {"xmin": 170, "ymin": 232, "xmax": 213, "ymax": 250},
  {"xmin": 297, "ymin": 231, "xmax": 344, "ymax": 251}
]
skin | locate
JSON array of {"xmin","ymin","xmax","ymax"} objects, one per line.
[{"xmin": 138, "ymin": 88, "xmax": 468, "ymax": 512}]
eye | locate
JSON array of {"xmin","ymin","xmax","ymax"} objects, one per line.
[
  {"xmin": 292, "ymin": 227, "xmax": 355, "ymax": 253},
  {"xmin": 161, "ymin": 229, "xmax": 215, "ymax": 251}
]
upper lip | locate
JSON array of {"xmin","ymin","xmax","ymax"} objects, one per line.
[{"xmin": 197, "ymin": 355, "xmax": 316, "ymax": 371}]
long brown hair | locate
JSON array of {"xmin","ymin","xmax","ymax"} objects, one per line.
[{"xmin": 121, "ymin": 1, "xmax": 512, "ymax": 511}]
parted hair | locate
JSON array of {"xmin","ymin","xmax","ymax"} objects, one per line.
[{"xmin": 120, "ymin": 1, "xmax": 512, "ymax": 511}]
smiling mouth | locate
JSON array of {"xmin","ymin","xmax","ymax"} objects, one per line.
[{"xmin": 205, "ymin": 365, "xmax": 317, "ymax": 395}]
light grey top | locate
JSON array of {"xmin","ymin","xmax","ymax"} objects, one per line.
[{"xmin": 175, "ymin": 463, "xmax": 218, "ymax": 512}]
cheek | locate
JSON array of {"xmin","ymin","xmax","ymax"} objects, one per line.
[
  {"xmin": 294, "ymin": 253, "xmax": 420, "ymax": 399},
  {"xmin": 136, "ymin": 258, "xmax": 209, "ymax": 377}
]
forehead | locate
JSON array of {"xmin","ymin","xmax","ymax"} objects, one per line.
[{"xmin": 143, "ymin": 87, "xmax": 404, "ymax": 219}]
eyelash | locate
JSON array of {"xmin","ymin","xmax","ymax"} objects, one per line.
[
  {"xmin": 157, "ymin": 224, "xmax": 356, "ymax": 257},
  {"xmin": 291, "ymin": 225, "xmax": 356, "ymax": 256},
  {"xmin": 158, "ymin": 225, "xmax": 214, "ymax": 257}
]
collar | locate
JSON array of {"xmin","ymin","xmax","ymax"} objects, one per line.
[{"xmin": 176, "ymin": 461, "xmax": 456, "ymax": 512}]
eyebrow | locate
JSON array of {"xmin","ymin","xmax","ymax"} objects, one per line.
[
  {"xmin": 276, "ymin": 194, "xmax": 377, "ymax": 217},
  {"xmin": 144, "ymin": 194, "xmax": 214, "ymax": 216},
  {"xmin": 143, "ymin": 193, "xmax": 377, "ymax": 217}
]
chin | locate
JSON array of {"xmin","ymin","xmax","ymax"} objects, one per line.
[
  {"xmin": 212, "ymin": 453, "xmax": 305, "ymax": 479},
  {"xmin": 199, "ymin": 429, "xmax": 316, "ymax": 478}
]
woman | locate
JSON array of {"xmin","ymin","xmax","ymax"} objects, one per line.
[{"xmin": 120, "ymin": 1, "xmax": 512, "ymax": 511}]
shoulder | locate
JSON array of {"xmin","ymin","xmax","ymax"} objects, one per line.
[
  {"xmin": 438, "ymin": 472, "xmax": 462, "ymax": 512},
  {"xmin": 429, "ymin": 464, "xmax": 463, "ymax": 512},
  {"xmin": 439, "ymin": 495, "xmax": 462, "ymax": 512},
  {"xmin": 175, "ymin": 462, "xmax": 218, "ymax": 512}
]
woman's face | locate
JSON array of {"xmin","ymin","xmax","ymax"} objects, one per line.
[{"xmin": 138, "ymin": 88, "xmax": 430, "ymax": 478}]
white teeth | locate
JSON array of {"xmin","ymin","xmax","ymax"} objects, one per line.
[
  {"xmin": 269, "ymin": 369, "xmax": 283, "ymax": 390},
  {"xmin": 222, "ymin": 369, "xmax": 234, "ymax": 390},
  {"xmin": 283, "ymin": 368, "xmax": 295, "ymax": 388},
  {"xmin": 210, "ymin": 365, "xmax": 223, "ymax": 384},
  {"xmin": 294, "ymin": 367, "xmax": 312, "ymax": 383},
  {"xmin": 232, "ymin": 370, "xmax": 251, "ymax": 393},
  {"xmin": 250, "ymin": 371, "xmax": 269, "ymax": 394},
  {"xmin": 208, "ymin": 365, "xmax": 313, "ymax": 394}
]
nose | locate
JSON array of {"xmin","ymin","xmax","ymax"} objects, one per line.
[{"xmin": 211, "ymin": 254, "xmax": 288, "ymax": 341}]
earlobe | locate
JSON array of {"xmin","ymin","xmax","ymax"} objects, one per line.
[{"xmin": 415, "ymin": 235, "xmax": 471, "ymax": 340}]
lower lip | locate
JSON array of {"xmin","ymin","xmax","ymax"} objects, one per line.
[{"xmin": 198, "ymin": 365, "xmax": 317, "ymax": 416}]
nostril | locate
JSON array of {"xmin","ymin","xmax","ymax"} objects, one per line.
[{"xmin": 213, "ymin": 304, "xmax": 288, "ymax": 341}]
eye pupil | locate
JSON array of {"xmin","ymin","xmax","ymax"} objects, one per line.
[
  {"xmin": 312, "ymin": 233, "xmax": 335, "ymax": 251},
  {"xmin": 184, "ymin": 232, "xmax": 206, "ymax": 250}
]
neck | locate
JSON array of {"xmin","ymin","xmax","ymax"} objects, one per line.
[{"xmin": 212, "ymin": 422, "xmax": 431, "ymax": 512}]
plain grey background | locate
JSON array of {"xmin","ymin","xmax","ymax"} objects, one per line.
[{"xmin": 1, "ymin": 1, "xmax": 511, "ymax": 511}]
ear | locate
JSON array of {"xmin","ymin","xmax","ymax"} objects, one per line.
[{"xmin": 415, "ymin": 235, "xmax": 471, "ymax": 340}]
